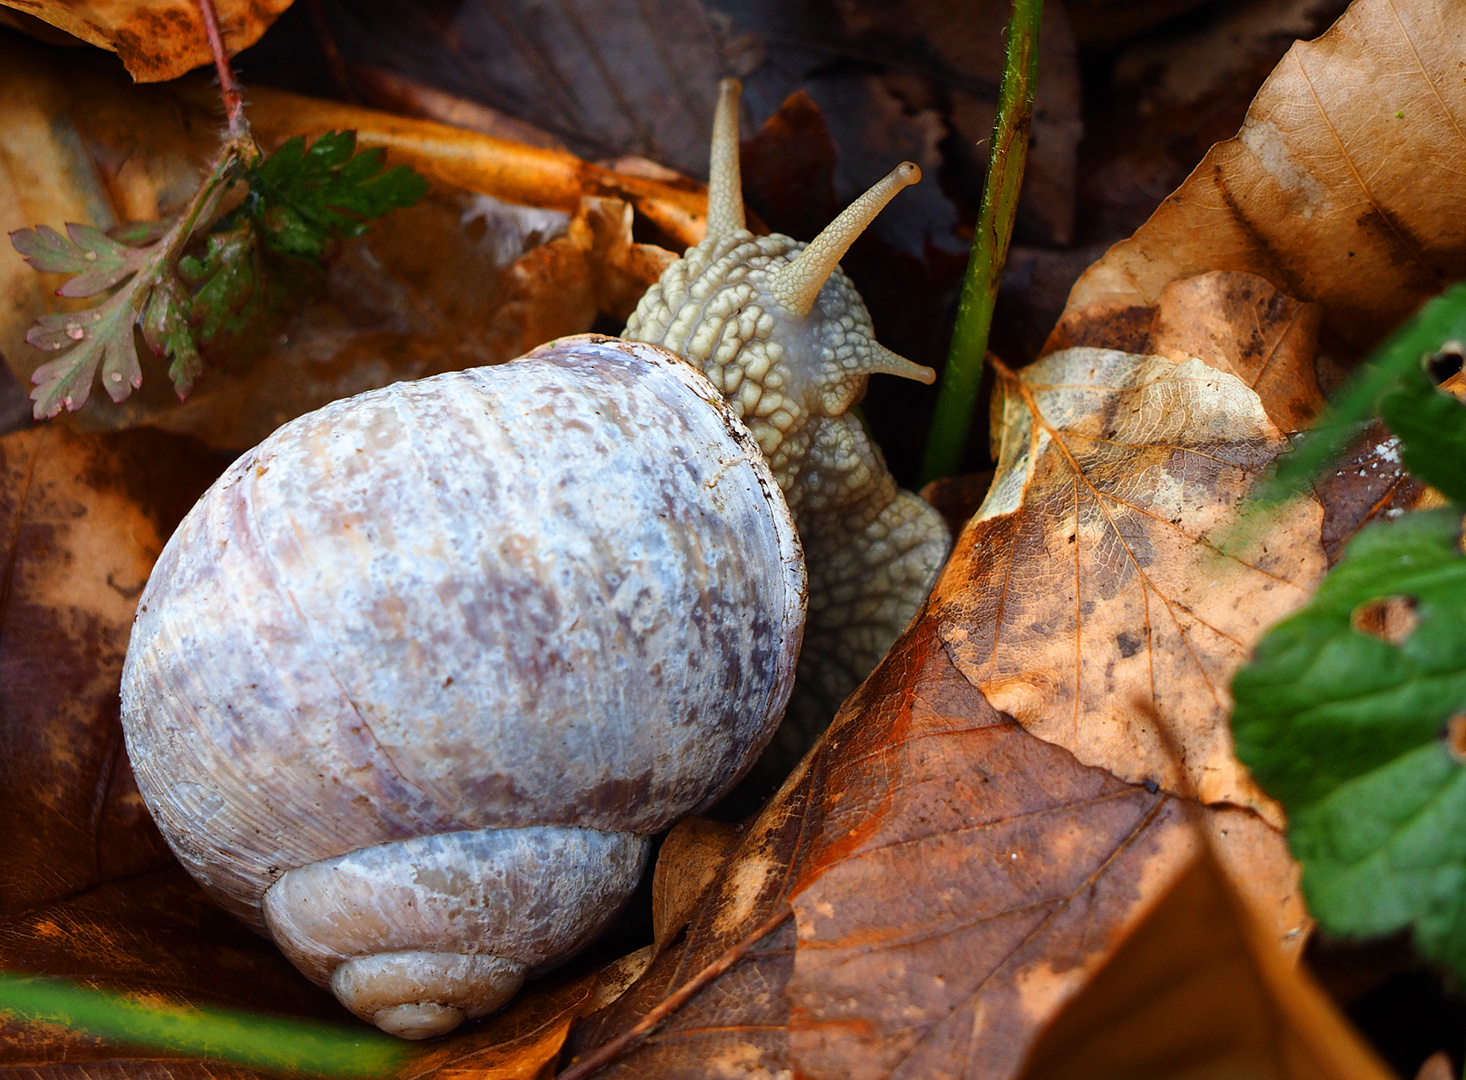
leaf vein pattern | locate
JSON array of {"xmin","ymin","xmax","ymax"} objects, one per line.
[
  {"xmin": 891, "ymin": 797, "xmax": 1172, "ymax": 1075},
  {"xmin": 1291, "ymin": 48, "xmax": 1432, "ymax": 271}
]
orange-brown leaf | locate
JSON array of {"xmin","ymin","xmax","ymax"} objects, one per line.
[
  {"xmin": 0, "ymin": 0, "xmax": 293, "ymax": 82},
  {"xmin": 1018, "ymin": 845, "xmax": 1392, "ymax": 1080},
  {"xmin": 0, "ymin": 425, "xmax": 218, "ymax": 917},
  {"xmin": 1063, "ymin": 0, "xmax": 1466, "ymax": 356},
  {"xmin": 562, "ymin": 617, "xmax": 1308, "ymax": 1080},
  {"xmin": 932, "ymin": 347, "xmax": 1324, "ymax": 816}
]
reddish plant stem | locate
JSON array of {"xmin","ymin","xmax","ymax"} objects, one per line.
[
  {"xmin": 196, "ymin": 0, "xmax": 247, "ymax": 135},
  {"xmin": 556, "ymin": 904, "xmax": 793, "ymax": 1080}
]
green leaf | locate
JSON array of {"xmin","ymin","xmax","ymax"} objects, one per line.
[
  {"xmin": 141, "ymin": 276, "xmax": 203, "ymax": 398},
  {"xmin": 10, "ymin": 223, "xmax": 146, "ymax": 298},
  {"xmin": 1232, "ymin": 508, "xmax": 1466, "ymax": 974},
  {"xmin": 1380, "ymin": 361, "xmax": 1466, "ymax": 503},
  {"xmin": 1262, "ymin": 282, "xmax": 1466, "ymax": 502},
  {"xmin": 179, "ymin": 220, "xmax": 263, "ymax": 351},
  {"xmin": 244, "ymin": 131, "xmax": 428, "ymax": 260}
]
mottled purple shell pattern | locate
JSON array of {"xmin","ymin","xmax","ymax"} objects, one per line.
[{"xmin": 121, "ymin": 336, "xmax": 806, "ymax": 930}]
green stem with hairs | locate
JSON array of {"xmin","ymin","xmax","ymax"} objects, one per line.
[
  {"xmin": 0, "ymin": 971, "xmax": 410, "ymax": 1078},
  {"xmin": 919, "ymin": 0, "xmax": 1043, "ymax": 485}
]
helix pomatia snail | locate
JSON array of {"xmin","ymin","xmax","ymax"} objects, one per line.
[{"xmin": 119, "ymin": 79, "xmax": 949, "ymax": 1039}]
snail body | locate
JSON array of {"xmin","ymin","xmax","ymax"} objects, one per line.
[
  {"xmin": 626, "ymin": 80, "xmax": 950, "ymax": 768},
  {"xmin": 122, "ymin": 338, "xmax": 804, "ymax": 1038},
  {"xmin": 121, "ymin": 79, "xmax": 946, "ymax": 1039}
]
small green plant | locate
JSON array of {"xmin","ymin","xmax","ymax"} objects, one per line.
[
  {"xmin": 1232, "ymin": 282, "xmax": 1466, "ymax": 979},
  {"xmin": 9, "ymin": 132, "xmax": 426, "ymax": 419}
]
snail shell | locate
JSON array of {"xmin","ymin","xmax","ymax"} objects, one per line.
[{"xmin": 120, "ymin": 336, "xmax": 805, "ymax": 1038}]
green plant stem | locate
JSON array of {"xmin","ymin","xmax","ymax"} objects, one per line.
[
  {"xmin": 919, "ymin": 0, "xmax": 1043, "ymax": 486},
  {"xmin": 0, "ymin": 971, "xmax": 409, "ymax": 1078}
]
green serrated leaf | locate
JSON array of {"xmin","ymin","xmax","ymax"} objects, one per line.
[
  {"xmin": 1232, "ymin": 508, "xmax": 1466, "ymax": 975},
  {"xmin": 141, "ymin": 277, "xmax": 203, "ymax": 398},
  {"xmin": 10, "ymin": 223, "xmax": 142, "ymax": 298},
  {"xmin": 180, "ymin": 221, "xmax": 262, "ymax": 349},
  {"xmin": 244, "ymin": 131, "xmax": 428, "ymax": 260},
  {"xmin": 1380, "ymin": 362, "xmax": 1466, "ymax": 503},
  {"xmin": 28, "ymin": 289, "xmax": 144, "ymax": 417}
]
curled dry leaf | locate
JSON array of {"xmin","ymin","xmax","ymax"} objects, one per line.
[
  {"xmin": 0, "ymin": 0, "xmax": 293, "ymax": 82},
  {"xmin": 930, "ymin": 344, "xmax": 1325, "ymax": 818},
  {"xmin": 1018, "ymin": 844, "xmax": 1392, "ymax": 1080},
  {"xmin": 1063, "ymin": 0, "xmax": 1466, "ymax": 356},
  {"xmin": 238, "ymin": 87, "xmax": 708, "ymax": 249},
  {"xmin": 650, "ymin": 818, "xmax": 742, "ymax": 954}
]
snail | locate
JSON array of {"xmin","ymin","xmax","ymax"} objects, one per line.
[
  {"xmin": 120, "ymin": 79, "xmax": 947, "ymax": 1039},
  {"xmin": 122, "ymin": 338, "xmax": 806, "ymax": 1039}
]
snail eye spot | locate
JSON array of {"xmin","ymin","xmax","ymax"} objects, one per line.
[{"xmin": 1350, "ymin": 595, "xmax": 1419, "ymax": 645}]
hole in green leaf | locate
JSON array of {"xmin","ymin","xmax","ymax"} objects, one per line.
[
  {"xmin": 1445, "ymin": 715, "xmax": 1466, "ymax": 765},
  {"xmin": 1426, "ymin": 345, "xmax": 1464, "ymax": 385},
  {"xmin": 1350, "ymin": 595, "xmax": 1420, "ymax": 645}
]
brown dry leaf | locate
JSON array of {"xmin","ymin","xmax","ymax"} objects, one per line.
[
  {"xmin": 0, "ymin": 39, "xmax": 675, "ymax": 445},
  {"xmin": 564, "ymin": 615, "xmax": 1307, "ymax": 1080},
  {"xmin": 1064, "ymin": 0, "xmax": 1466, "ymax": 356},
  {"xmin": 930, "ymin": 343, "xmax": 1324, "ymax": 817},
  {"xmin": 1046, "ymin": 270, "xmax": 1327, "ymax": 432},
  {"xmin": 0, "ymin": 425, "xmax": 219, "ymax": 917},
  {"xmin": 1080, "ymin": 0, "xmax": 1351, "ymax": 244},
  {"xmin": 739, "ymin": 90, "xmax": 841, "ymax": 244},
  {"xmin": 1045, "ymin": 271, "xmax": 1440, "ymax": 567},
  {"xmin": 650, "ymin": 818, "xmax": 742, "ymax": 953},
  {"xmin": 0, "ymin": 0, "xmax": 293, "ymax": 81},
  {"xmin": 319, "ymin": 0, "xmax": 729, "ymax": 179},
  {"xmin": 1018, "ymin": 844, "xmax": 1393, "ymax": 1080}
]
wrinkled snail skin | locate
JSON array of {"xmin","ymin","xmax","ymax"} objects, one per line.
[
  {"xmin": 624, "ymin": 79, "xmax": 952, "ymax": 772},
  {"xmin": 120, "ymin": 340, "xmax": 805, "ymax": 1039}
]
